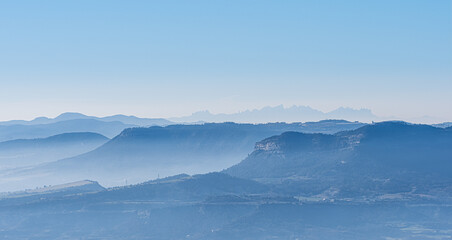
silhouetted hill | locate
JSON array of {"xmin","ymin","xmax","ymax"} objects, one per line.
[
  {"xmin": 171, "ymin": 105, "xmax": 378, "ymax": 123},
  {"xmin": 101, "ymin": 114, "xmax": 171, "ymax": 126},
  {"xmin": 0, "ymin": 132, "xmax": 109, "ymax": 169},
  {"xmin": 226, "ymin": 122, "xmax": 452, "ymax": 197},
  {"xmin": 0, "ymin": 112, "xmax": 172, "ymax": 127},
  {"xmin": 0, "ymin": 119, "xmax": 133, "ymax": 141},
  {"xmin": 0, "ymin": 132, "xmax": 108, "ymax": 149}
]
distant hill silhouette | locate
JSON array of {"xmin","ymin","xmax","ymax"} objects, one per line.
[
  {"xmin": 170, "ymin": 105, "xmax": 378, "ymax": 123},
  {"xmin": 0, "ymin": 112, "xmax": 172, "ymax": 127},
  {"xmin": 0, "ymin": 119, "xmax": 133, "ymax": 141}
]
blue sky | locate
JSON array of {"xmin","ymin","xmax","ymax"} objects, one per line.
[{"xmin": 0, "ymin": 0, "xmax": 451, "ymax": 122}]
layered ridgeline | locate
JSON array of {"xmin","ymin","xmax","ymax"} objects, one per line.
[
  {"xmin": 0, "ymin": 112, "xmax": 171, "ymax": 142},
  {"xmin": 0, "ymin": 132, "xmax": 109, "ymax": 170},
  {"xmin": 1, "ymin": 123, "xmax": 452, "ymax": 239},
  {"xmin": 0, "ymin": 119, "xmax": 133, "ymax": 141},
  {"xmin": 0, "ymin": 121, "xmax": 365, "ymax": 191},
  {"xmin": 0, "ymin": 112, "xmax": 171, "ymax": 127},
  {"xmin": 226, "ymin": 122, "xmax": 452, "ymax": 199}
]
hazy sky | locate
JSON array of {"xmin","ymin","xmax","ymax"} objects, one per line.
[{"xmin": 0, "ymin": 0, "xmax": 451, "ymax": 122}]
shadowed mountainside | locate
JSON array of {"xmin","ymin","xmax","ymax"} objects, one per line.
[
  {"xmin": 0, "ymin": 132, "xmax": 109, "ymax": 169},
  {"xmin": 225, "ymin": 122, "xmax": 452, "ymax": 198}
]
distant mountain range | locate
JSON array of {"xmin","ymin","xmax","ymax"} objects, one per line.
[
  {"xmin": 0, "ymin": 112, "xmax": 172, "ymax": 126},
  {"xmin": 0, "ymin": 112, "xmax": 172, "ymax": 142},
  {"xmin": 170, "ymin": 105, "xmax": 379, "ymax": 123},
  {"xmin": 0, "ymin": 119, "xmax": 133, "ymax": 142},
  {"xmin": 0, "ymin": 132, "xmax": 109, "ymax": 170},
  {"xmin": 0, "ymin": 110, "xmax": 448, "ymax": 145}
]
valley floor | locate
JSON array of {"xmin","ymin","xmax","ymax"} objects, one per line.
[{"xmin": 1, "ymin": 196, "xmax": 452, "ymax": 240}]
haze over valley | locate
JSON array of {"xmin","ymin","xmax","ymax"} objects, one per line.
[
  {"xmin": 1, "ymin": 0, "xmax": 451, "ymax": 239},
  {"xmin": 0, "ymin": 113, "xmax": 451, "ymax": 239}
]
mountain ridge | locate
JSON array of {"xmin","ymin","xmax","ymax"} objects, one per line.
[
  {"xmin": 170, "ymin": 105, "xmax": 379, "ymax": 123},
  {"xmin": 0, "ymin": 119, "xmax": 134, "ymax": 141},
  {"xmin": 225, "ymin": 121, "xmax": 452, "ymax": 197},
  {"xmin": 0, "ymin": 112, "xmax": 172, "ymax": 127}
]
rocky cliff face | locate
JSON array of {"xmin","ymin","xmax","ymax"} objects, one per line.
[{"xmin": 225, "ymin": 122, "xmax": 452, "ymax": 198}]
